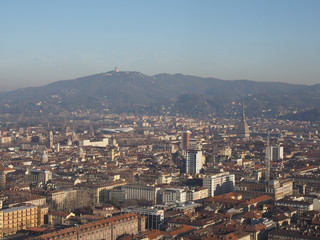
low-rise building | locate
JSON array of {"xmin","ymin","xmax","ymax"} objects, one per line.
[
  {"xmin": 268, "ymin": 229, "xmax": 320, "ymax": 240},
  {"xmin": 162, "ymin": 188, "xmax": 186, "ymax": 204},
  {"xmin": 35, "ymin": 213, "xmax": 146, "ymax": 240},
  {"xmin": 122, "ymin": 184, "xmax": 161, "ymax": 204},
  {"xmin": 186, "ymin": 187, "xmax": 209, "ymax": 201},
  {"xmin": 275, "ymin": 199, "xmax": 313, "ymax": 215}
]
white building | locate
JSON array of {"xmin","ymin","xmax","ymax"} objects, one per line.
[
  {"xmin": 203, "ymin": 172, "xmax": 235, "ymax": 197},
  {"xmin": 275, "ymin": 199, "xmax": 313, "ymax": 214},
  {"xmin": 78, "ymin": 138, "xmax": 109, "ymax": 147},
  {"xmin": 186, "ymin": 146, "xmax": 203, "ymax": 174},
  {"xmin": 122, "ymin": 184, "xmax": 160, "ymax": 204},
  {"xmin": 162, "ymin": 188, "xmax": 186, "ymax": 204},
  {"xmin": 186, "ymin": 187, "xmax": 209, "ymax": 201}
]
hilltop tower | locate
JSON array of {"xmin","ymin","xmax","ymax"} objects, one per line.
[{"xmin": 237, "ymin": 100, "xmax": 250, "ymax": 139}]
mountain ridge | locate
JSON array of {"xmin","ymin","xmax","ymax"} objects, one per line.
[{"xmin": 0, "ymin": 70, "xmax": 319, "ymax": 120}]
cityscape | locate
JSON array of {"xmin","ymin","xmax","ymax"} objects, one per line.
[
  {"xmin": 1, "ymin": 1, "xmax": 320, "ymax": 240},
  {"xmin": 0, "ymin": 92, "xmax": 319, "ymax": 239}
]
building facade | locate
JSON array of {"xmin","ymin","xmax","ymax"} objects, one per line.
[
  {"xmin": 162, "ymin": 188, "xmax": 187, "ymax": 204},
  {"xmin": 35, "ymin": 213, "xmax": 146, "ymax": 240},
  {"xmin": 203, "ymin": 172, "xmax": 235, "ymax": 197},
  {"xmin": 122, "ymin": 184, "xmax": 161, "ymax": 204},
  {"xmin": 186, "ymin": 147, "xmax": 203, "ymax": 174},
  {"xmin": 237, "ymin": 179, "xmax": 293, "ymax": 201},
  {"xmin": 181, "ymin": 130, "xmax": 191, "ymax": 150},
  {"xmin": 0, "ymin": 205, "xmax": 48, "ymax": 237},
  {"xmin": 125, "ymin": 207, "xmax": 164, "ymax": 230}
]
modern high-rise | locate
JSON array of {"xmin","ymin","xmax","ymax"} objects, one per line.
[
  {"xmin": 203, "ymin": 172, "xmax": 235, "ymax": 197},
  {"xmin": 186, "ymin": 145, "xmax": 202, "ymax": 174},
  {"xmin": 237, "ymin": 100, "xmax": 250, "ymax": 139}
]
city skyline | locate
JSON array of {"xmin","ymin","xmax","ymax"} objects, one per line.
[{"xmin": 1, "ymin": 0, "xmax": 320, "ymax": 91}]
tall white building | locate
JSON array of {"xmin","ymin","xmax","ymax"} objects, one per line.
[
  {"xmin": 203, "ymin": 172, "xmax": 235, "ymax": 197},
  {"xmin": 186, "ymin": 146, "xmax": 203, "ymax": 174}
]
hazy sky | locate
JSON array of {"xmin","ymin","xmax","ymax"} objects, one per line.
[{"xmin": 1, "ymin": 0, "xmax": 320, "ymax": 91}]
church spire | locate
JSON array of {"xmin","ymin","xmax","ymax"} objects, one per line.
[
  {"xmin": 242, "ymin": 99, "xmax": 246, "ymax": 119},
  {"xmin": 237, "ymin": 99, "xmax": 250, "ymax": 139}
]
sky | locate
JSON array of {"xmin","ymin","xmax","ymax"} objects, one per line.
[{"xmin": 1, "ymin": 0, "xmax": 320, "ymax": 91}]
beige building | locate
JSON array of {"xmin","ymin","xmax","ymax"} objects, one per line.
[
  {"xmin": 0, "ymin": 136, "xmax": 11, "ymax": 144},
  {"xmin": 76, "ymin": 180, "xmax": 127, "ymax": 205},
  {"xmin": 35, "ymin": 213, "xmax": 146, "ymax": 240},
  {"xmin": 186, "ymin": 187, "xmax": 209, "ymax": 201},
  {"xmin": 8, "ymin": 195, "xmax": 47, "ymax": 208},
  {"xmin": 25, "ymin": 169, "xmax": 52, "ymax": 184},
  {"xmin": 46, "ymin": 189, "xmax": 78, "ymax": 211},
  {"xmin": 48, "ymin": 211, "xmax": 75, "ymax": 226},
  {"xmin": 0, "ymin": 205, "xmax": 48, "ymax": 237},
  {"xmin": 0, "ymin": 168, "xmax": 15, "ymax": 189},
  {"xmin": 237, "ymin": 179, "xmax": 293, "ymax": 201}
]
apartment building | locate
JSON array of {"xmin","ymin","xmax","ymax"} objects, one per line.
[
  {"xmin": 0, "ymin": 205, "xmax": 48, "ymax": 237},
  {"xmin": 35, "ymin": 213, "xmax": 146, "ymax": 240},
  {"xmin": 203, "ymin": 172, "xmax": 235, "ymax": 197},
  {"xmin": 122, "ymin": 184, "xmax": 161, "ymax": 204},
  {"xmin": 237, "ymin": 179, "xmax": 293, "ymax": 201},
  {"xmin": 162, "ymin": 188, "xmax": 187, "ymax": 204},
  {"xmin": 186, "ymin": 187, "xmax": 209, "ymax": 201}
]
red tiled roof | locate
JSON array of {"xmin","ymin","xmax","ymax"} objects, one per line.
[{"xmin": 242, "ymin": 195, "xmax": 272, "ymax": 206}]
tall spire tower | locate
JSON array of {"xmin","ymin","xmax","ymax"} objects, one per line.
[{"xmin": 237, "ymin": 100, "xmax": 250, "ymax": 139}]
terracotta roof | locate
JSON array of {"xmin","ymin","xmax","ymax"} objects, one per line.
[
  {"xmin": 166, "ymin": 224, "xmax": 195, "ymax": 236},
  {"xmin": 36, "ymin": 213, "xmax": 139, "ymax": 240},
  {"xmin": 27, "ymin": 227, "xmax": 48, "ymax": 232},
  {"xmin": 242, "ymin": 195, "xmax": 272, "ymax": 206},
  {"xmin": 49, "ymin": 211, "xmax": 70, "ymax": 217},
  {"xmin": 141, "ymin": 229, "xmax": 163, "ymax": 239}
]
